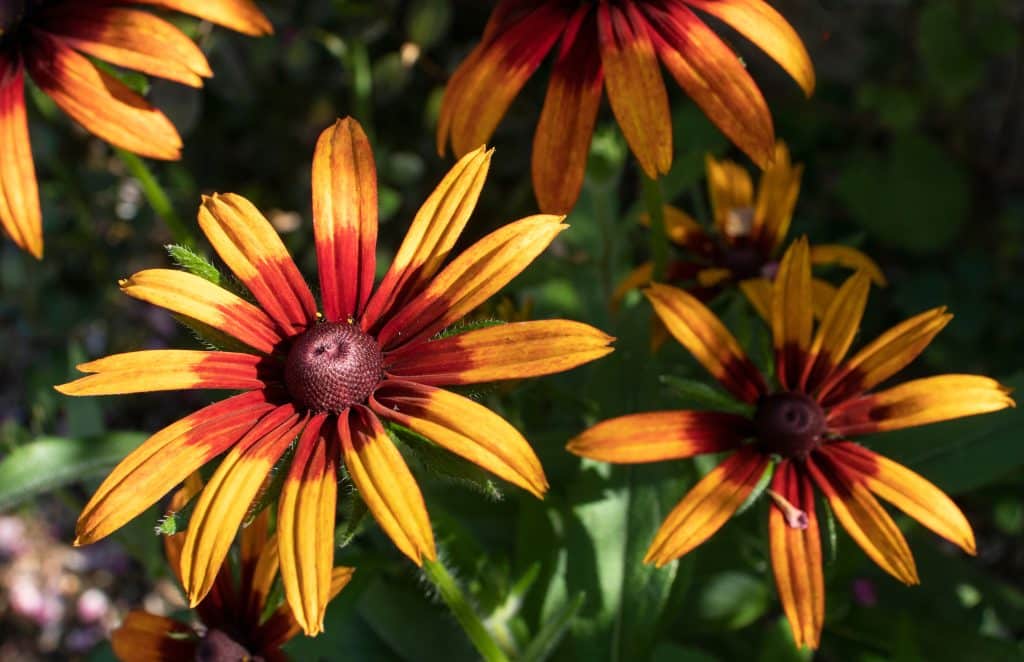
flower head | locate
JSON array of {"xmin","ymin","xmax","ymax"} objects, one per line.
[
  {"xmin": 438, "ymin": 0, "xmax": 815, "ymax": 213},
  {"xmin": 568, "ymin": 238, "xmax": 1013, "ymax": 649},
  {"xmin": 58, "ymin": 118, "xmax": 613, "ymax": 635},
  {"xmin": 0, "ymin": 0, "xmax": 272, "ymax": 258}
]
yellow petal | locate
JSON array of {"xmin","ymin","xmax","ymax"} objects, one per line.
[{"xmin": 771, "ymin": 238, "xmax": 812, "ymax": 390}]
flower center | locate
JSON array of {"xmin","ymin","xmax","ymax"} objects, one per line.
[
  {"xmin": 195, "ymin": 628, "xmax": 262, "ymax": 662},
  {"xmin": 754, "ymin": 392, "xmax": 826, "ymax": 460},
  {"xmin": 284, "ymin": 322, "xmax": 384, "ymax": 413}
]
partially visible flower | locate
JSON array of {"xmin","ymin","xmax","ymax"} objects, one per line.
[
  {"xmin": 58, "ymin": 118, "xmax": 613, "ymax": 635},
  {"xmin": 569, "ymin": 239, "xmax": 1013, "ymax": 649},
  {"xmin": 0, "ymin": 0, "xmax": 272, "ymax": 258},
  {"xmin": 438, "ymin": 0, "xmax": 814, "ymax": 214},
  {"xmin": 111, "ymin": 477, "xmax": 353, "ymax": 662}
]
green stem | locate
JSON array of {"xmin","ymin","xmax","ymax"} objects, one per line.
[
  {"xmin": 423, "ymin": 557, "xmax": 510, "ymax": 662},
  {"xmin": 116, "ymin": 149, "xmax": 195, "ymax": 248},
  {"xmin": 642, "ymin": 173, "xmax": 668, "ymax": 281}
]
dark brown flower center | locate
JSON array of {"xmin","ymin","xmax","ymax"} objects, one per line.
[
  {"xmin": 195, "ymin": 628, "xmax": 263, "ymax": 662},
  {"xmin": 754, "ymin": 392, "xmax": 826, "ymax": 460},
  {"xmin": 284, "ymin": 322, "xmax": 384, "ymax": 413}
]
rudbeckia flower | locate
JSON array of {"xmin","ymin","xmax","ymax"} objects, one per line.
[
  {"xmin": 112, "ymin": 476, "xmax": 354, "ymax": 661},
  {"xmin": 58, "ymin": 117, "xmax": 613, "ymax": 634},
  {"xmin": 568, "ymin": 238, "xmax": 1013, "ymax": 649},
  {"xmin": 437, "ymin": 0, "xmax": 815, "ymax": 214},
  {"xmin": 0, "ymin": 0, "xmax": 272, "ymax": 258},
  {"xmin": 614, "ymin": 142, "xmax": 886, "ymax": 322}
]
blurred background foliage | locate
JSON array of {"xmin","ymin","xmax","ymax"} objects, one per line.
[{"xmin": 1, "ymin": 0, "xmax": 1023, "ymax": 660}]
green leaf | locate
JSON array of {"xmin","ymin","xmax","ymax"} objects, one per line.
[
  {"xmin": 166, "ymin": 244, "xmax": 223, "ymax": 285},
  {"xmin": 659, "ymin": 375, "xmax": 754, "ymax": 416},
  {"xmin": 0, "ymin": 432, "xmax": 146, "ymax": 511},
  {"xmin": 387, "ymin": 421, "xmax": 504, "ymax": 501},
  {"xmin": 697, "ymin": 571, "xmax": 770, "ymax": 631},
  {"xmin": 520, "ymin": 591, "xmax": 585, "ymax": 662},
  {"xmin": 406, "ymin": 0, "xmax": 452, "ymax": 50}
]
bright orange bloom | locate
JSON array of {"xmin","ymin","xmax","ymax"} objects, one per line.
[
  {"xmin": 58, "ymin": 118, "xmax": 613, "ymax": 634},
  {"xmin": 438, "ymin": 0, "xmax": 814, "ymax": 214},
  {"xmin": 112, "ymin": 477, "xmax": 353, "ymax": 662},
  {"xmin": 568, "ymin": 238, "xmax": 1013, "ymax": 649},
  {"xmin": 0, "ymin": 0, "xmax": 272, "ymax": 258}
]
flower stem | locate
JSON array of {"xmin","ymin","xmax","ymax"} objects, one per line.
[
  {"xmin": 422, "ymin": 557, "xmax": 510, "ymax": 662},
  {"xmin": 116, "ymin": 149, "xmax": 195, "ymax": 248},
  {"xmin": 642, "ymin": 173, "xmax": 668, "ymax": 281}
]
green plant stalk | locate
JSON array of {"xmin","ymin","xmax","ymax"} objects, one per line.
[
  {"xmin": 422, "ymin": 558, "xmax": 511, "ymax": 662},
  {"xmin": 642, "ymin": 173, "xmax": 668, "ymax": 281},
  {"xmin": 116, "ymin": 149, "xmax": 195, "ymax": 248}
]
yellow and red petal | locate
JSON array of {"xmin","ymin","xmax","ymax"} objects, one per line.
[
  {"xmin": 684, "ymin": 0, "xmax": 815, "ymax": 96},
  {"xmin": 386, "ymin": 320, "xmax": 613, "ymax": 386},
  {"xmin": 376, "ymin": 215, "xmax": 566, "ymax": 350},
  {"xmin": 645, "ymin": 447, "xmax": 769, "ymax": 566},
  {"xmin": 817, "ymin": 307, "xmax": 952, "ymax": 406},
  {"xmin": 769, "ymin": 461, "xmax": 824, "ymax": 650},
  {"xmin": 39, "ymin": 6, "xmax": 212, "ymax": 87},
  {"xmin": 772, "ymin": 238, "xmax": 812, "ymax": 390},
  {"xmin": 363, "ymin": 147, "xmax": 492, "ymax": 330},
  {"xmin": 704, "ymin": 155, "xmax": 754, "ymax": 235},
  {"xmin": 55, "ymin": 350, "xmax": 270, "ymax": 396},
  {"xmin": 532, "ymin": 6, "xmax": 603, "ymax": 214},
  {"xmin": 752, "ymin": 142, "xmax": 802, "ymax": 252},
  {"xmin": 827, "ymin": 374, "xmax": 1014, "ymax": 436},
  {"xmin": 28, "ymin": 34, "xmax": 182, "ymax": 160},
  {"xmin": 198, "ymin": 193, "xmax": 316, "ymax": 335},
  {"xmin": 119, "ymin": 269, "xmax": 283, "ymax": 354},
  {"xmin": 0, "ymin": 60, "xmax": 42, "ymax": 259},
  {"xmin": 739, "ymin": 277, "xmax": 772, "ymax": 321},
  {"xmin": 180, "ymin": 406, "xmax": 302, "ymax": 606},
  {"xmin": 806, "ymin": 453, "xmax": 919, "ymax": 585},
  {"xmin": 311, "ymin": 118, "xmax": 378, "ymax": 322},
  {"xmin": 800, "ymin": 271, "xmax": 871, "ymax": 393},
  {"xmin": 75, "ymin": 391, "xmax": 276, "ymax": 545},
  {"xmin": 131, "ymin": 0, "xmax": 273, "ymax": 36},
  {"xmin": 824, "ymin": 442, "xmax": 975, "ymax": 554},
  {"xmin": 111, "ymin": 612, "xmax": 197, "ymax": 662},
  {"xmin": 339, "ymin": 406, "xmax": 436, "ymax": 564},
  {"xmin": 598, "ymin": 1, "xmax": 672, "ymax": 178},
  {"xmin": 566, "ymin": 410, "xmax": 753, "ymax": 464},
  {"xmin": 810, "ymin": 244, "xmax": 887, "ymax": 286},
  {"xmin": 372, "ymin": 380, "xmax": 548, "ymax": 498},
  {"xmin": 643, "ymin": 2, "xmax": 774, "ymax": 169},
  {"xmin": 645, "ymin": 282, "xmax": 766, "ymax": 403},
  {"xmin": 277, "ymin": 414, "xmax": 336, "ymax": 636}
]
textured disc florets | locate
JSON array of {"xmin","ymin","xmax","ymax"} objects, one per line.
[
  {"xmin": 755, "ymin": 392, "xmax": 827, "ymax": 460},
  {"xmin": 284, "ymin": 322, "xmax": 384, "ymax": 413}
]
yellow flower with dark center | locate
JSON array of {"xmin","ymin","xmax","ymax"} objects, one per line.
[
  {"xmin": 569, "ymin": 238, "xmax": 1013, "ymax": 649},
  {"xmin": 437, "ymin": 0, "xmax": 815, "ymax": 214},
  {"xmin": 0, "ymin": 0, "xmax": 272, "ymax": 258},
  {"xmin": 57, "ymin": 118, "xmax": 614, "ymax": 635},
  {"xmin": 111, "ymin": 476, "xmax": 354, "ymax": 662}
]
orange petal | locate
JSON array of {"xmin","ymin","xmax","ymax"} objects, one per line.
[
  {"xmin": 311, "ymin": 118, "xmax": 378, "ymax": 322},
  {"xmin": 810, "ymin": 244, "xmax": 886, "ymax": 286},
  {"xmin": 771, "ymin": 238, "xmax": 812, "ymax": 390},
  {"xmin": 827, "ymin": 374, "xmax": 1014, "ymax": 436},
  {"xmin": 685, "ymin": 0, "xmax": 815, "ymax": 96},
  {"xmin": 0, "ymin": 61, "xmax": 42, "ymax": 258},
  {"xmin": 645, "ymin": 447, "xmax": 769, "ymax": 566},
  {"xmin": 566, "ymin": 410, "xmax": 753, "ymax": 464},
  {"xmin": 111, "ymin": 612, "xmax": 197, "ymax": 662},
  {"xmin": 598, "ymin": 1, "xmax": 672, "ymax": 178},
  {"xmin": 339, "ymin": 406, "xmax": 436, "ymax": 564},
  {"xmin": 376, "ymin": 215, "xmax": 566, "ymax": 350},
  {"xmin": 131, "ymin": 0, "xmax": 273, "ymax": 36},
  {"xmin": 532, "ymin": 6, "xmax": 603, "ymax": 214},
  {"xmin": 800, "ymin": 271, "xmax": 871, "ymax": 393},
  {"xmin": 75, "ymin": 391, "xmax": 276, "ymax": 545},
  {"xmin": 372, "ymin": 380, "xmax": 548, "ymax": 498},
  {"xmin": 55, "ymin": 350, "xmax": 270, "ymax": 396},
  {"xmin": 277, "ymin": 414, "xmax": 336, "ymax": 636},
  {"xmin": 28, "ymin": 34, "xmax": 182, "ymax": 160},
  {"xmin": 738, "ymin": 277, "xmax": 772, "ymax": 321},
  {"xmin": 363, "ymin": 147, "xmax": 492, "ymax": 330},
  {"xmin": 386, "ymin": 320, "xmax": 613, "ymax": 385},
  {"xmin": 643, "ymin": 2, "xmax": 774, "ymax": 169},
  {"xmin": 180, "ymin": 406, "xmax": 301, "ymax": 606},
  {"xmin": 806, "ymin": 453, "xmax": 919, "ymax": 585},
  {"xmin": 644, "ymin": 282, "xmax": 766, "ymax": 403},
  {"xmin": 705, "ymin": 154, "xmax": 754, "ymax": 234},
  {"xmin": 825, "ymin": 442, "xmax": 975, "ymax": 554},
  {"xmin": 752, "ymin": 142, "xmax": 802, "ymax": 252},
  {"xmin": 769, "ymin": 462, "xmax": 824, "ymax": 650},
  {"xmin": 119, "ymin": 269, "xmax": 283, "ymax": 354},
  {"xmin": 817, "ymin": 307, "xmax": 952, "ymax": 406},
  {"xmin": 39, "ymin": 6, "xmax": 212, "ymax": 87}
]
